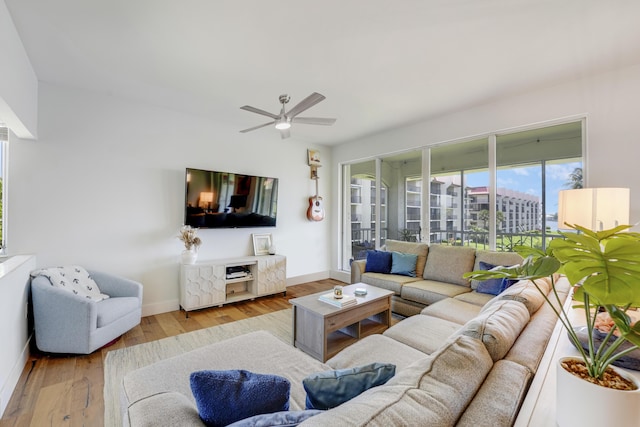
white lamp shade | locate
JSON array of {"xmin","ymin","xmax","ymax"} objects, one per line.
[
  {"xmin": 199, "ymin": 192, "xmax": 214, "ymax": 203},
  {"xmin": 558, "ymin": 188, "xmax": 630, "ymax": 231}
]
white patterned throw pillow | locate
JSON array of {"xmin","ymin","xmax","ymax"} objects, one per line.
[{"xmin": 31, "ymin": 266, "xmax": 110, "ymax": 301}]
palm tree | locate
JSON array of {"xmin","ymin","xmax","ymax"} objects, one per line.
[{"xmin": 566, "ymin": 167, "xmax": 583, "ymax": 189}]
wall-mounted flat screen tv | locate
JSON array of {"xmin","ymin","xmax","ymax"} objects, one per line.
[{"xmin": 185, "ymin": 168, "xmax": 278, "ymax": 228}]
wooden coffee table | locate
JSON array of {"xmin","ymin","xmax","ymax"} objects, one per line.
[{"xmin": 289, "ymin": 283, "xmax": 393, "ymax": 362}]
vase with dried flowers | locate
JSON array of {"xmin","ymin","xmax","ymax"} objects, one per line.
[{"xmin": 178, "ymin": 225, "xmax": 202, "ymax": 264}]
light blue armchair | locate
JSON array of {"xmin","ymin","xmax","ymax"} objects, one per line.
[{"xmin": 31, "ymin": 269, "xmax": 143, "ymax": 354}]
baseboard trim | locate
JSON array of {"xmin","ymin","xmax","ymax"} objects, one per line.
[
  {"xmin": 286, "ymin": 271, "xmax": 330, "ymax": 286},
  {"xmin": 142, "ymin": 299, "xmax": 180, "ymax": 317},
  {"xmin": 330, "ymin": 269, "xmax": 350, "ymax": 283},
  {"xmin": 0, "ymin": 334, "xmax": 32, "ymax": 417}
]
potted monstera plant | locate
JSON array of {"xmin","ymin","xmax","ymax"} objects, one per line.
[{"xmin": 465, "ymin": 224, "xmax": 640, "ymax": 427}]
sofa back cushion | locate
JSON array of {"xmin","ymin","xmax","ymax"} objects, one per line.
[
  {"xmin": 385, "ymin": 240, "xmax": 429, "ymax": 278},
  {"xmin": 423, "ymin": 245, "xmax": 476, "ymax": 287},
  {"xmin": 458, "ymin": 299, "xmax": 530, "ymax": 362},
  {"xmin": 299, "ymin": 334, "xmax": 493, "ymax": 427},
  {"xmin": 483, "ymin": 277, "xmax": 551, "ymax": 316},
  {"xmin": 455, "ymin": 360, "xmax": 533, "ymax": 427},
  {"xmin": 471, "ymin": 251, "xmax": 524, "ymax": 290}
]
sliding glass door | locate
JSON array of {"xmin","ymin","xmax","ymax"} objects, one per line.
[{"xmin": 340, "ymin": 120, "xmax": 583, "ymax": 271}]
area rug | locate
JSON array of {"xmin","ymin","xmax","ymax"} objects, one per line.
[{"xmin": 103, "ymin": 308, "xmax": 292, "ymax": 426}]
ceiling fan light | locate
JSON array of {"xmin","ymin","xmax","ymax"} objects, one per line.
[{"xmin": 275, "ymin": 118, "xmax": 291, "ymax": 130}]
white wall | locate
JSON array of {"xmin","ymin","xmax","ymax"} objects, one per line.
[
  {"xmin": 331, "ymin": 62, "xmax": 640, "ymax": 273},
  {"xmin": 0, "ymin": 0, "xmax": 37, "ymax": 139},
  {"xmin": 0, "ymin": 255, "xmax": 36, "ymax": 417},
  {"xmin": 9, "ymin": 83, "xmax": 332, "ymax": 315}
]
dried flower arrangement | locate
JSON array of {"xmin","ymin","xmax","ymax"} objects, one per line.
[{"xmin": 178, "ymin": 225, "xmax": 202, "ymax": 251}]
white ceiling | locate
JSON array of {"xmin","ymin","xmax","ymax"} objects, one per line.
[{"xmin": 6, "ymin": 0, "xmax": 640, "ymax": 145}]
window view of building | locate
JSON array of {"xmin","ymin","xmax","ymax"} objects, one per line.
[
  {"xmin": 341, "ymin": 121, "xmax": 583, "ymax": 270},
  {"xmin": 350, "ymin": 177, "xmax": 387, "ymax": 261}
]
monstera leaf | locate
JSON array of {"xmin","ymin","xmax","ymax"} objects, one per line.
[
  {"xmin": 549, "ymin": 225, "xmax": 640, "ymax": 307},
  {"xmin": 608, "ymin": 305, "xmax": 640, "ymax": 348},
  {"xmin": 464, "ymin": 253, "xmax": 560, "ymax": 283}
]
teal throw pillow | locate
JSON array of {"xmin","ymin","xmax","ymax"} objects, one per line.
[
  {"xmin": 190, "ymin": 370, "xmax": 290, "ymax": 427},
  {"xmin": 303, "ymin": 363, "xmax": 396, "ymax": 410},
  {"xmin": 364, "ymin": 250, "xmax": 392, "ymax": 274},
  {"xmin": 390, "ymin": 251, "xmax": 418, "ymax": 277}
]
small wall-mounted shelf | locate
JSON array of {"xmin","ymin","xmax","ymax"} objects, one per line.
[{"xmin": 310, "ymin": 164, "xmax": 321, "ymax": 180}]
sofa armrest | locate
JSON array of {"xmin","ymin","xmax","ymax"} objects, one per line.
[
  {"xmin": 89, "ymin": 270, "xmax": 143, "ymax": 302},
  {"xmin": 351, "ymin": 260, "xmax": 367, "ymax": 284}
]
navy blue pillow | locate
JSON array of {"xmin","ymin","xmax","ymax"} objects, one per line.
[
  {"xmin": 476, "ymin": 261, "xmax": 507, "ymax": 295},
  {"xmin": 303, "ymin": 363, "xmax": 396, "ymax": 410},
  {"xmin": 364, "ymin": 250, "xmax": 392, "ymax": 274},
  {"xmin": 190, "ymin": 370, "xmax": 290, "ymax": 427}
]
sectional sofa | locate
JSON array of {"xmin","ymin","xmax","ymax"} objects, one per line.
[
  {"xmin": 121, "ymin": 242, "xmax": 569, "ymax": 426},
  {"xmin": 351, "ymin": 240, "xmax": 526, "ymax": 317}
]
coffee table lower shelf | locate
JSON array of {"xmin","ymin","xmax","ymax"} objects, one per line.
[
  {"xmin": 290, "ymin": 283, "xmax": 393, "ymax": 362},
  {"xmin": 324, "ymin": 318, "xmax": 389, "ymax": 360}
]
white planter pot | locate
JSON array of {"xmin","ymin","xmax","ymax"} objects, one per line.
[
  {"xmin": 180, "ymin": 249, "xmax": 198, "ymax": 265},
  {"xmin": 556, "ymin": 356, "xmax": 640, "ymax": 427}
]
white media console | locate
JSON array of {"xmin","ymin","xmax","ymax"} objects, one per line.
[{"xmin": 179, "ymin": 254, "xmax": 286, "ymax": 314}]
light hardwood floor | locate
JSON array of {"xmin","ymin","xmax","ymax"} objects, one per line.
[{"xmin": 0, "ymin": 279, "xmax": 343, "ymax": 427}]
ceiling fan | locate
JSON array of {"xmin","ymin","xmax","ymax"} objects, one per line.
[{"xmin": 240, "ymin": 92, "xmax": 336, "ymax": 139}]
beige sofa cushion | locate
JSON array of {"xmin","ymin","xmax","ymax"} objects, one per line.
[
  {"xmin": 471, "ymin": 250, "xmax": 524, "ymax": 290},
  {"xmin": 423, "ymin": 245, "xmax": 476, "ymax": 287},
  {"xmin": 454, "ymin": 290, "xmax": 495, "ymax": 306},
  {"xmin": 126, "ymin": 392, "xmax": 203, "ymax": 427},
  {"xmin": 326, "ymin": 334, "xmax": 427, "ymax": 371},
  {"xmin": 383, "ymin": 314, "xmax": 462, "ymax": 354},
  {"xmin": 301, "ymin": 334, "xmax": 493, "ymax": 427},
  {"xmin": 458, "ymin": 299, "xmax": 530, "ymax": 362},
  {"xmin": 421, "ymin": 298, "xmax": 484, "ymax": 325},
  {"xmin": 122, "ymin": 331, "xmax": 329, "ymax": 412},
  {"xmin": 360, "ymin": 272, "xmax": 422, "ymax": 295},
  {"xmin": 456, "ymin": 360, "xmax": 533, "ymax": 427},
  {"xmin": 386, "ymin": 240, "xmax": 429, "ymax": 278},
  {"xmin": 504, "ymin": 276, "xmax": 571, "ymax": 373},
  {"xmin": 483, "ymin": 277, "xmax": 551, "ymax": 315},
  {"xmin": 401, "ymin": 279, "xmax": 472, "ymax": 305}
]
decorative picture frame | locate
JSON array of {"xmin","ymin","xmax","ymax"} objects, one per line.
[
  {"xmin": 252, "ymin": 233, "xmax": 272, "ymax": 256},
  {"xmin": 308, "ymin": 149, "xmax": 321, "ymax": 166}
]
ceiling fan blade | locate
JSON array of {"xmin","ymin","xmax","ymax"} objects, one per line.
[
  {"xmin": 239, "ymin": 121, "xmax": 275, "ymax": 133},
  {"xmin": 240, "ymin": 105, "xmax": 280, "ymax": 120},
  {"xmin": 280, "ymin": 128, "xmax": 291, "ymax": 139},
  {"xmin": 285, "ymin": 92, "xmax": 325, "ymax": 118},
  {"xmin": 292, "ymin": 117, "xmax": 336, "ymax": 126}
]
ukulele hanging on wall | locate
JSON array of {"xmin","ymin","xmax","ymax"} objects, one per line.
[{"xmin": 307, "ymin": 166, "xmax": 325, "ymax": 221}]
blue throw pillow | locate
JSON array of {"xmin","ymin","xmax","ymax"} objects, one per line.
[
  {"xmin": 226, "ymin": 410, "xmax": 324, "ymax": 427},
  {"xmin": 364, "ymin": 250, "xmax": 392, "ymax": 274},
  {"xmin": 190, "ymin": 370, "xmax": 290, "ymax": 427},
  {"xmin": 302, "ymin": 363, "xmax": 396, "ymax": 410},
  {"xmin": 390, "ymin": 252, "xmax": 418, "ymax": 277},
  {"xmin": 476, "ymin": 261, "xmax": 507, "ymax": 295}
]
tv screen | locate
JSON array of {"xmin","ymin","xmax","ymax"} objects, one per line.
[{"xmin": 185, "ymin": 168, "xmax": 278, "ymax": 228}]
